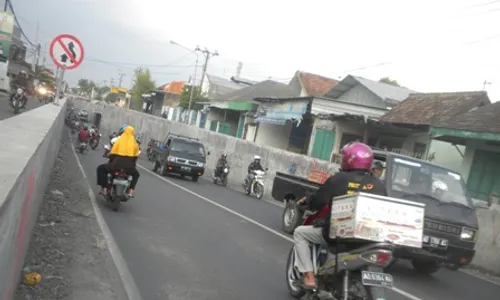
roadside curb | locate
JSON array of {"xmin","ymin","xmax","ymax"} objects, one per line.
[{"xmin": 69, "ymin": 133, "xmax": 143, "ymax": 300}]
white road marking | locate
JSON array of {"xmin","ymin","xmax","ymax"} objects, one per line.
[
  {"xmin": 71, "ymin": 135, "xmax": 143, "ymax": 300},
  {"xmin": 459, "ymin": 269, "xmax": 500, "ymax": 287},
  {"xmin": 137, "ymin": 164, "xmax": 424, "ymax": 300}
]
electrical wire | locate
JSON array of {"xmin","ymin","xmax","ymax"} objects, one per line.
[{"xmin": 7, "ymin": 0, "xmax": 35, "ymax": 47}]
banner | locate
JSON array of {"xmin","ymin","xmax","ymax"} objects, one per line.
[{"xmin": 0, "ymin": 12, "xmax": 14, "ymax": 58}]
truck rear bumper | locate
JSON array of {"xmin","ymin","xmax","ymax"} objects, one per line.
[{"xmin": 394, "ymin": 244, "xmax": 475, "ymax": 268}]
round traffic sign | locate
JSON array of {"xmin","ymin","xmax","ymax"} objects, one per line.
[{"xmin": 49, "ymin": 34, "xmax": 85, "ymax": 70}]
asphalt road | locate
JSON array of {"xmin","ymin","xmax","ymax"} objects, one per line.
[
  {"xmin": 0, "ymin": 95, "xmax": 43, "ymax": 121},
  {"xmin": 76, "ymin": 146, "xmax": 500, "ymax": 300}
]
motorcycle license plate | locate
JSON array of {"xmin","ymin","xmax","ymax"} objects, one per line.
[
  {"xmin": 113, "ymin": 179, "xmax": 129, "ymax": 186},
  {"xmin": 361, "ymin": 271, "xmax": 394, "ymax": 287}
]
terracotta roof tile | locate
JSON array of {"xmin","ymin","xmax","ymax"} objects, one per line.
[
  {"xmin": 436, "ymin": 100, "xmax": 500, "ymax": 133},
  {"xmin": 379, "ymin": 91, "xmax": 490, "ymax": 126},
  {"xmin": 297, "ymin": 71, "xmax": 338, "ymax": 97}
]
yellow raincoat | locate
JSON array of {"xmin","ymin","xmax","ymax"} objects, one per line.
[{"xmin": 110, "ymin": 126, "xmax": 140, "ymax": 157}]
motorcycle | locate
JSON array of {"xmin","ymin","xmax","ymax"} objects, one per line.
[
  {"xmin": 10, "ymin": 86, "xmax": 25, "ymax": 114},
  {"xmin": 286, "ymin": 241, "xmax": 395, "ymax": 300},
  {"xmin": 243, "ymin": 169, "xmax": 267, "ymax": 199},
  {"xmin": 105, "ymin": 169, "xmax": 133, "ymax": 212},
  {"xmin": 282, "ymin": 197, "xmax": 330, "ymax": 234},
  {"xmin": 78, "ymin": 141, "xmax": 88, "ymax": 153},
  {"xmin": 90, "ymin": 133, "xmax": 101, "ymax": 150},
  {"xmin": 213, "ymin": 165, "xmax": 229, "ymax": 186}
]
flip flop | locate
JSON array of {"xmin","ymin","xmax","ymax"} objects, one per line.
[{"xmin": 300, "ymin": 282, "xmax": 317, "ymax": 291}]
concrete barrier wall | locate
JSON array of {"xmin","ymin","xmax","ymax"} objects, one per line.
[
  {"xmin": 0, "ymin": 100, "xmax": 66, "ymax": 299},
  {"xmin": 71, "ymin": 101, "xmax": 340, "ymax": 199},
  {"xmin": 470, "ymin": 202, "xmax": 500, "ymax": 275}
]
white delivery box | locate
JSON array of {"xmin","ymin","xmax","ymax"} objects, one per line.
[{"xmin": 329, "ymin": 193, "xmax": 426, "ymax": 248}]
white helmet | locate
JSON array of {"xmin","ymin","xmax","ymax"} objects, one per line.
[
  {"xmin": 432, "ymin": 180, "xmax": 448, "ymax": 193},
  {"xmin": 253, "ymin": 155, "xmax": 261, "ymax": 160}
]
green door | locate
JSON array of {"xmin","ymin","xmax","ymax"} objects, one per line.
[
  {"xmin": 218, "ymin": 122, "xmax": 234, "ymax": 136},
  {"xmin": 467, "ymin": 150, "xmax": 500, "ymax": 201},
  {"xmin": 311, "ymin": 129, "xmax": 335, "ymax": 161}
]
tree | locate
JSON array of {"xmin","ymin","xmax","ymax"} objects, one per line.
[
  {"xmin": 77, "ymin": 78, "xmax": 96, "ymax": 96},
  {"xmin": 179, "ymin": 85, "xmax": 208, "ymax": 111},
  {"xmin": 379, "ymin": 77, "xmax": 401, "ymax": 87},
  {"xmin": 131, "ymin": 67, "xmax": 156, "ymax": 107}
]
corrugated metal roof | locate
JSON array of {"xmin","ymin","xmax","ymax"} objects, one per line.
[
  {"xmin": 211, "ymin": 80, "xmax": 296, "ymax": 102},
  {"xmin": 325, "ymin": 75, "xmax": 416, "ymax": 106},
  {"xmin": 206, "ymin": 74, "xmax": 244, "ymax": 90},
  {"xmin": 353, "ymin": 76, "xmax": 417, "ymax": 102}
]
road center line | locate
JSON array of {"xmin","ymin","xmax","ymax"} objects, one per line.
[{"xmin": 137, "ymin": 163, "xmax": 424, "ymax": 300}]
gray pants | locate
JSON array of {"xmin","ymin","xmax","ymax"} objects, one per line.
[{"xmin": 293, "ymin": 225, "xmax": 327, "ymax": 273}]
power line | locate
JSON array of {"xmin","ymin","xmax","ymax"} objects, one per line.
[
  {"xmin": 7, "ymin": 0, "xmax": 35, "ymax": 46},
  {"xmin": 196, "ymin": 46, "xmax": 219, "ymax": 88}
]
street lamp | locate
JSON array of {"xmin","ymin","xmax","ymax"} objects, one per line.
[{"xmin": 170, "ymin": 41, "xmax": 199, "ymax": 122}]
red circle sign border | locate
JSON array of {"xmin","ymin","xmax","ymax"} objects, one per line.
[{"xmin": 49, "ymin": 34, "xmax": 85, "ymax": 70}]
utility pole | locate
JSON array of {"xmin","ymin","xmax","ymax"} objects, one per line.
[
  {"xmin": 196, "ymin": 47, "xmax": 219, "ymax": 89},
  {"xmin": 117, "ymin": 72, "xmax": 125, "ymax": 88},
  {"xmin": 4, "ymin": 0, "xmax": 9, "ymax": 12},
  {"xmin": 110, "ymin": 77, "xmax": 115, "ymax": 87},
  {"xmin": 482, "ymin": 80, "xmax": 492, "ymax": 91}
]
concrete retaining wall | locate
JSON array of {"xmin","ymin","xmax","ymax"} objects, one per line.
[
  {"xmin": 0, "ymin": 100, "xmax": 66, "ymax": 299},
  {"xmin": 71, "ymin": 101, "xmax": 340, "ymax": 199},
  {"xmin": 470, "ymin": 202, "xmax": 500, "ymax": 275}
]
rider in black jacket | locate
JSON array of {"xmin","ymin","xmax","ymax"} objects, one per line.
[
  {"xmin": 11, "ymin": 71, "xmax": 29, "ymax": 108},
  {"xmin": 293, "ymin": 141, "xmax": 387, "ymax": 289}
]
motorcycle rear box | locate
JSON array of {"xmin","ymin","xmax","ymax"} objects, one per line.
[{"xmin": 329, "ymin": 193, "xmax": 425, "ymax": 248}]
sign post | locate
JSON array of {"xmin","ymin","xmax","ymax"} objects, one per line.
[{"xmin": 49, "ymin": 34, "xmax": 85, "ymax": 104}]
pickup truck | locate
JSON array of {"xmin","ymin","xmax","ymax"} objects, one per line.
[
  {"xmin": 272, "ymin": 172, "xmax": 321, "ymax": 233},
  {"xmin": 271, "ymin": 150, "xmax": 479, "ymax": 275},
  {"xmin": 151, "ymin": 133, "xmax": 210, "ymax": 182}
]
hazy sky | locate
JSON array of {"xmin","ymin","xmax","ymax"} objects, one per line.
[{"xmin": 11, "ymin": 0, "xmax": 500, "ymax": 100}]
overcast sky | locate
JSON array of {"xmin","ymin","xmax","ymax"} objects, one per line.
[{"xmin": 10, "ymin": 0, "xmax": 500, "ymax": 101}]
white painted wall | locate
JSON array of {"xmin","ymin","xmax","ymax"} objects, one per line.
[
  {"xmin": 402, "ymin": 132, "xmax": 465, "ymax": 173},
  {"xmin": 205, "ymin": 109, "xmax": 225, "ymax": 129},
  {"xmin": 255, "ymin": 122, "xmax": 293, "ymax": 150},
  {"xmin": 245, "ymin": 124, "xmax": 257, "ymax": 142}
]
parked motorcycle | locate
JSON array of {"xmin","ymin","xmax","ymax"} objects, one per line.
[
  {"xmin": 10, "ymin": 86, "xmax": 25, "ymax": 114},
  {"xmin": 213, "ymin": 165, "xmax": 229, "ymax": 186},
  {"xmin": 243, "ymin": 169, "xmax": 267, "ymax": 199},
  {"xmin": 282, "ymin": 197, "xmax": 330, "ymax": 234},
  {"xmin": 105, "ymin": 169, "xmax": 133, "ymax": 212}
]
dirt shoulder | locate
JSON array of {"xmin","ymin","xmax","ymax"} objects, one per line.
[{"xmin": 15, "ymin": 131, "xmax": 128, "ymax": 300}]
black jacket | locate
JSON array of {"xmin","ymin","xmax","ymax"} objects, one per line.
[
  {"xmin": 217, "ymin": 157, "xmax": 228, "ymax": 166},
  {"xmin": 248, "ymin": 161, "xmax": 264, "ymax": 173},
  {"xmin": 307, "ymin": 170, "xmax": 387, "ymax": 241},
  {"xmin": 108, "ymin": 155, "xmax": 138, "ymax": 172},
  {"xmin": 12, "ymin": 76, "xmax": 28, "ymax": 89}
]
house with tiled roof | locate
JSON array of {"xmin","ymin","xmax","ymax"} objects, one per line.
[
  {"xmin": 288, "ymin": 71, "xmax": 339, "ymax": 97},
  {"xmin": 378, "ymin": 91, "xmax": 490, "ymax": 167},
  {"xmin": 302, "ymin": 75, "xmax": 416, "ymax": 162},
  {"xmin": 423, "ymin": 96, "xmax": 500, "ymax": 202}
]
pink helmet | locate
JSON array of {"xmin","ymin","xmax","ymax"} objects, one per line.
[{"xmin": 340, "ymin": 141, "xmax": 374, "ymax": 171}]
